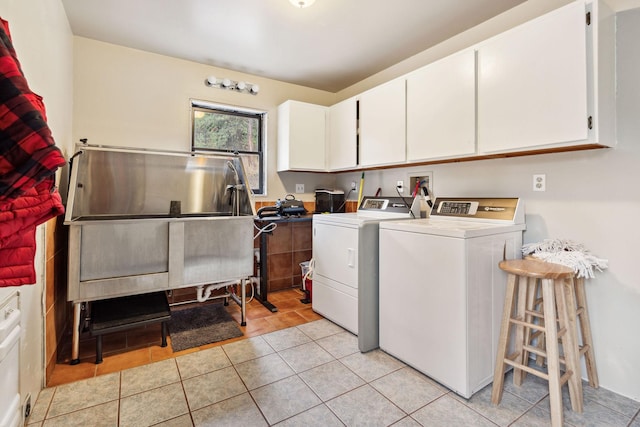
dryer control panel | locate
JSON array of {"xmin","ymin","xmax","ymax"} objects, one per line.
[
  {"xmin": 436, "ymin": 201, "xmax": 479, "ymax": 215},
  {"xmin": 431, "ymin": 197, "xmax": 523, "ymax": 223},
  {"xmin": 358, "ymin": 197, "xmax": 412, "ymax": 215}
]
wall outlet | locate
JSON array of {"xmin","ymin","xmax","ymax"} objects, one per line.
[
  {"xmin": 351, "ymin": 181, "xmax": 357, "ymax": 191},
  {"xmin": 295, "ymin": 183, "xmax": 305, "ymax": 193},
  {"xmin": 396, "ymin": 180, "xmax": 404, "ymax": 193},
  {"xmin": 533, "ymin": 174, "xmax": 546, "ymax": 191}
]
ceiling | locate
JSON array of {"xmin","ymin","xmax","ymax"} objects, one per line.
[{"xmin": 61, "ymin": 0, "xmax": 637, "ymax": 93}]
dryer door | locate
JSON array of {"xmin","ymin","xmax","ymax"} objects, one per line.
[{"xmin": 312, "ymin": 222, "xmax": 358, "ymax": 287}]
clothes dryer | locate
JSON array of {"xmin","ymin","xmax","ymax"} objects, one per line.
[{"xmin": 312, "ymin": 196, "xmax": 413, "ymax": 352}]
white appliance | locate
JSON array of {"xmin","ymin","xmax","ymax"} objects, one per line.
[
  {"xmin": 378, "ymin": 197, "xmax": 525, "ymax": 398},
  {"xmin": 312, "ymin": 196, "xmax": 414, "ymax": 352},
  {"xmin": 0, "ymin": 291, "xmax": 22, "ymax": 427}
]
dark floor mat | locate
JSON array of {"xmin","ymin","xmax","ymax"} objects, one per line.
[{"xmin": 168, "ymin": 304, "xmax": 243, "ymax": 352}]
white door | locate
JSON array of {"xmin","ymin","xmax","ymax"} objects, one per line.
[
  {"xmin": 312, "ymin": 221, "xmax": 360, "ymax": 333},
  {"xmin": 359, "ymin": 79, "xmax": 406, "ymax": 166},
  {"xmin": 312, "ymin": 222, "xmax": 358, "ymax": 287},
  {"xmin": 407, "ymin": 49, "xmax": 476, "ymax": 161},
  {"xmin": 477, "ymin": 1, "xmax": 588, "ymax": 153},
  {"xmin": 328, "ymin": 97, "xmax": 357, "ymax": 170},
  {"xmin": 277, "ymin": 100, "xmax": 327, "ymax": 171}
]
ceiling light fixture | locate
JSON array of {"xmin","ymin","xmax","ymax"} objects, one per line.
[
  {"xmin": 289, "ymin": 0, "xmax": 315, "ymax": 8},
  {"xmin": 205, "ymin": 76, "xmax": 259, "ymax": 95}
]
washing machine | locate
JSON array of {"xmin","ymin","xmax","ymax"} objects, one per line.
[
  {"xmin": 312, "ymin": 196, "xmax": 414, "ymax": 352},
  {"xmin": 378, "ymin": 197, "xmax": 525, "ymax": 398}
]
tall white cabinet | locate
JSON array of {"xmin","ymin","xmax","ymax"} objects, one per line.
[{"xmin": 407, "ymin": 49, "xmax": 476, "ymax": 161}]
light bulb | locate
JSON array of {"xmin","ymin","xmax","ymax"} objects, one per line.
[
  {"xmin": 236, "ymin": 81, "xmax": 246, "ymax": 91},
  {"xmin": 250, "ymin": 84, "xmax": 260, "ymax": 94},
  {"xmin": 221, "ymin": 78, "xmax": 232, "ymax": 88},
  {"xmin": 289, "ymin": 0, "xmax": 315, "ymax": 7},
  {"xmin": 206, "ymin": 76, "xmax": 217, "ymax": 86}
]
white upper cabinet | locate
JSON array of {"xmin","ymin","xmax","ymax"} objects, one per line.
[
  {"xmin": 478, "ymin": 1, "xmax": 587, "ymax": 153},
  {"xmin": 277, "ymin": 100, "xmax": 327, "ymax": 172},
  {"xmin": 278, "ymin": 1, "xmax": 614, "ymax": 173},
  {"xmin": 407, "ymin": 49, "xmax": 476, "ymax": 161},
  {"xmin": 327, "ymin": 96, "xmax": 357, "ymax": 171},
  {"xmin": 359, "ymin": 78, "xmax": 406, "ymax": 167},
  {"xmin": 477, "ymin": 0, "xmax": 614, "ymax": 154}
]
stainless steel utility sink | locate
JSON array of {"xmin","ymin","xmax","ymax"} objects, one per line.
[{"xmin": 64, "ymin": 144, "xmax": 256, "ymax": 363}]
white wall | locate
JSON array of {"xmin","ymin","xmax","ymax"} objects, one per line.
[
  {"xmin": 0, "ymin": 0, "xmax": 73, "ymax": 407},
  {"xmin": 71, "ymin": 38, "xmax": 337, "ymax": 199},
  {"xmin": 335, "ymin": 6, "xmax": 640, "ymax": 402}
]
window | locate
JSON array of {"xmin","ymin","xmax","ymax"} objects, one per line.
[{"xmin": 191, "ymin": 100, "xmax": 266, "ymax": 195}]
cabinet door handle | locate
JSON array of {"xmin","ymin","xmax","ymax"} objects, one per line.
[
  {"xmin": 0, "ymin": 308, "xmax": 20, "ymax": 343},
  {"xmin": 347, "ymin": 248, "xmax": 355, "ymax": 268}
]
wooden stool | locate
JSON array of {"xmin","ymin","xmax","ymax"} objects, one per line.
[
  {"xmin": 572, "ymin": 276, "xmax": 599, "ymax": 387},
  {"xmin": 522, "ymin": 276, "xmax": 599, "ymax": 388},
  {"xmin": 90, "ymin": 292, "xmax": 171, "ymax": 364},
  {"xmin": 520, "ymin": 256, "xmax": 599, "ymax": 388},
  {"xmin": 491, "ymin": 259, "xmax": 585, "ymax": 427}
]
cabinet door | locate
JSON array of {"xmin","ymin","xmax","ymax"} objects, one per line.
[
  {"xmin": 359, "ymin": 79, "xmax": 406, "ymax": 166},
  {"xmin": 407, "ymin": 49, "xmax": 476, "ymax": 161},
  {"xmin": 327, "ymin": 97, "xmax": 357, "ymax": 170},
  {"xmin": 477, "ymin": 1, "xmax": 588, "ymax": 154},
  {"xmin": 277, "ymin": 100, "xmax": 327, "ymax": 171}
]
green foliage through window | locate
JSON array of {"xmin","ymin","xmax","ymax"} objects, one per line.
[{"xmin": 191, "ymin": 100, "xmax": 266, "ymax": 195}]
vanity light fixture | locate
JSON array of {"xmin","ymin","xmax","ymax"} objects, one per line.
[
  {"xmin": 289, "ymin": 0, "xmax": 316, "ymax": 8},
  {"xmin": 205, "ymin": 76, "xmax": 260, "ymax": 95}
]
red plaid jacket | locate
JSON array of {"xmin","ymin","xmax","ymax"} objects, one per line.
[
  {"xmin": 0, "ymin": 18, "xmax": 66, "ymax": 201},
  {"xmin": 0, "ymin": 18, "xmax": 66, "ymax": 286}
]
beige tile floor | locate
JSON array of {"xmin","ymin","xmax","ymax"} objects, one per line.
[{"xmin": 28, "ymin": 318, "xmax": 640, "ymax": 426}]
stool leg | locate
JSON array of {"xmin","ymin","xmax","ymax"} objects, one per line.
[
  {"xmin": 513, "ymin": 275, "xmax": 529, "ymax": 386},
  {"xmin": 521, "ymin": 278, "xmax": 547, "ymax": 369},
  {"xmin": 492, "ymin": 273, "xmax": 517, "ymax": 405},
  {"xmin": 532, "ymin": 278, "xmax": 547, "ymax": 368},
  {"xmin": 95, "ymin": 335, "xmax": 103, "ymax": 364},
  {"xmin": 161, "ymin": 322, "xmax": 168, "ymax": 348},
  {"xmin": 556, "ymin": 278, "xmax": 584, "ymax": 413},
  {"xmin": 541, "ymin": 278, "xmax": 563, "ymax": 427},
  {"xmin": 521, "ymin": 278, "xmax": 536, "ymax": 374},
  {"xmin": 575, "ymin": 277, "xmax": 599, "ymax": 388}
]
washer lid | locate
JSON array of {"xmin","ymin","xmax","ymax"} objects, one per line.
[
  {"xmin": 379, "ymin": 197, "xmax": 525, "ymax": 238},
  {"xmin": 379, "ymin": 218, "xmax": 526, "ymax": 238},
  {"xmin": 312, "ymin": 210, "xmax": 410, "ymax": 226}
]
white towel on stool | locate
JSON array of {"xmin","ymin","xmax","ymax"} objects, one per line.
[{"xmin": 522, "ymin": 239, "xmax": 608, "ymax": 279}]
